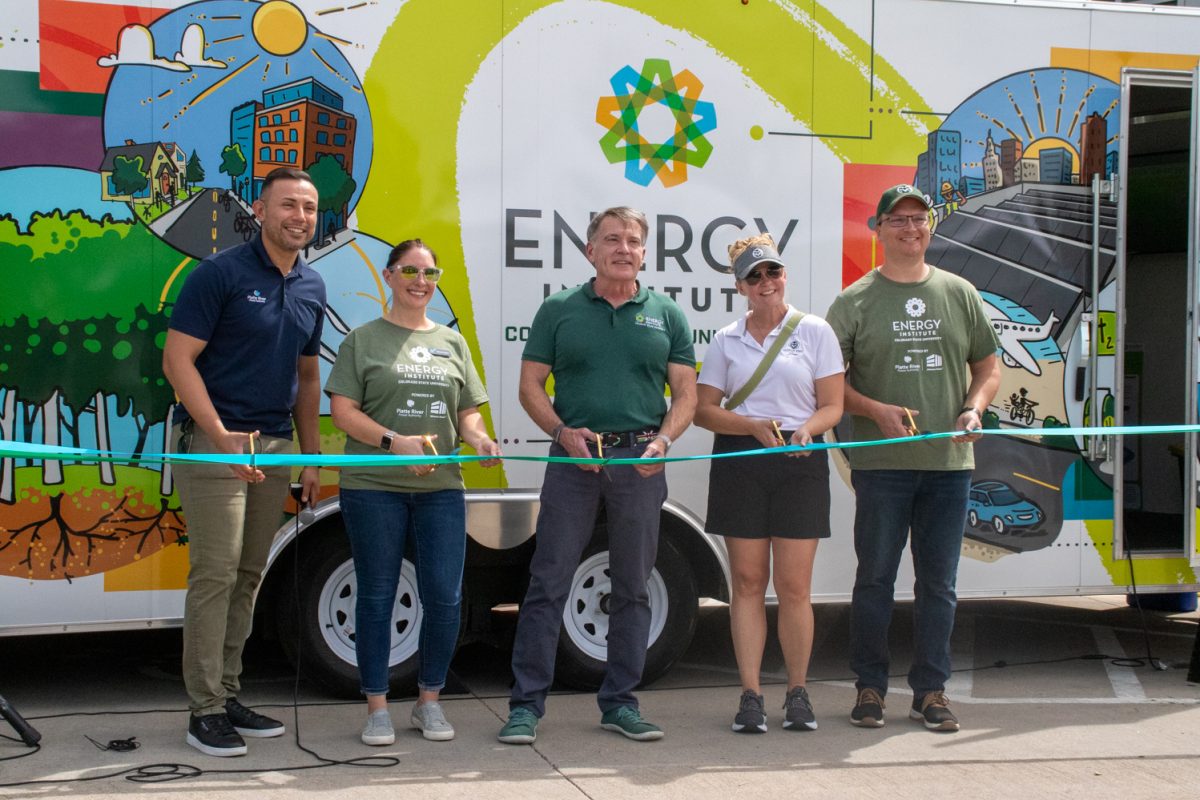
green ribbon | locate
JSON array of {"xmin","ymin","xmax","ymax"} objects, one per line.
[{"xmin": 3, "ymin": 424, "xmax": 1197, "ymax": 468}]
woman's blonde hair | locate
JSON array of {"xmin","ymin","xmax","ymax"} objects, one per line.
[{"xmin": 727, "ymin": 232, "xmax": 777, "ymax": 270}]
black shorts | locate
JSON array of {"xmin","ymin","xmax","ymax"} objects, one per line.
[{"xmin": 704, "ymin": 433, "xmax": 832, "ymax": 540}]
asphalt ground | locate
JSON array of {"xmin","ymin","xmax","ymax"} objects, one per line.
[{"xmin": 0, "ymin": 595, "xmax": 1197, "ymax": 799}]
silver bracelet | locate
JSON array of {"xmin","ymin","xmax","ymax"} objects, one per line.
[
  {"xmin": 656, "ymin": 433, "xmax": 673, "ymax": 451},
  {"xmin": 551, "ymin": 423, "xmax": 565, "ymax": 443}
]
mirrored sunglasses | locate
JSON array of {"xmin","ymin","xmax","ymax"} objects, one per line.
[
  {"xmin": 387, "ymin": 265, "xmax": 443, "ymax": 281},
  {"xmin": 743, "ymin": 265, "xmax": 784, "ymax": 285}
]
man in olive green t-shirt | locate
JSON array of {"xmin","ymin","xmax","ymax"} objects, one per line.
[{"xmin": 826, "ymin": 184, "xmax": 1000, "ymax": 734}]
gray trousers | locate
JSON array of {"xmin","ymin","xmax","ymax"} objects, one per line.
[
  {"xmin": 509, "ymin": 443, "xmax": 667, "ymax": 717},
  {"xmin": 173, "ymin": 424, "xmax": 291, "ymax": 715}
]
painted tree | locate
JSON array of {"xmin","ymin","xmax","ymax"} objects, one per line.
[
  {"xmin": 0, "ymin": 212, "xmax": 185, "ymax": 496},
  {"xmin": 308, "ymin": 154, "xmax": 356, "ymax": 242},
  {"xmin": 219, "ymin": 143, "xmax": 248, "ymax": 191},
  {"xmin": 186, "ymin": 150, "xmax": 205, "ymax": 187},
  {"xmin": 111, "ymin": 155, "xmax": 148, "ymax": 198}
]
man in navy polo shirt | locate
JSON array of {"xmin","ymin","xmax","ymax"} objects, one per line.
[{"xmin": 163, "ymin": 166, "xmax": 326, "ymax": 757}]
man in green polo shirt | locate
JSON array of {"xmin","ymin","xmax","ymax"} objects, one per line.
[{"xmin": 498, "ymin": 206, "xmax": 697, "ymax": 744}]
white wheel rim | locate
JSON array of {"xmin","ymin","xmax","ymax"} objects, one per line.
[
  {"xmin": 562, "ymin": 551, "xmax": 668, "ymax": 661},
  {"xmin": 316, "ymin": 557, "xmax": 423, "ymax": 668}
]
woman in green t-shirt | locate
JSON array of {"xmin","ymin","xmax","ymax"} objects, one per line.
[{"xmin": 326, "ymin": 239, "xmax": 501, "ymax": 746}]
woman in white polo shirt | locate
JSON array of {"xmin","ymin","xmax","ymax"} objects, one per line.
[{"xmin": 695, "ymin": 233, "xmax": 844, "ymax": 734}]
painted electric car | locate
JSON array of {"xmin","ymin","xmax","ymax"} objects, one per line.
[{"xmin": 967, "ymin": 481, "xmax": 1045, "ymax": 535}]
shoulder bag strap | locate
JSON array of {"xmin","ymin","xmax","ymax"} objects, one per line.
[{"xmin": 724, "ymin": 310, "xmax": 804, "ymax": 410}]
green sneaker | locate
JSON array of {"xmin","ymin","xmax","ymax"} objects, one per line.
[
  {"xmin": 600, "ymin": 706, "xmax": 664, "ymax": 741},
  {"xmin": 497, "ymin": 707, "xmax": 538, "ymax": 745}
]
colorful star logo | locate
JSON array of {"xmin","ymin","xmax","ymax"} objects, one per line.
[{"xmin": 596, "ymin": 58, "xmax": 717, "ymax": 188}]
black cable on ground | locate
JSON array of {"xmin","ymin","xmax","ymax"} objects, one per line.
[
  {"xmin": 0, "ymin": 504, "xmax": 400, "ymax": 789},
  {"xmin": 1121, "ymin": 547, "xmax": 1169, "ymax": 671}
]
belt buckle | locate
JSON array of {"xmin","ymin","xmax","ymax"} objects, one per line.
[{"xmin": 634, "ymin": 430, "xmax": 658, "ymax": 446}]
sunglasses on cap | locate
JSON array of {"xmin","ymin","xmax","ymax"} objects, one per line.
[
  {"xmin": 387, "ymin": 265, "xmax": 443, "ymax": 281},
  {"xmin": 743, "ymin": 265, "xmax": 784, "ymax": 285}
]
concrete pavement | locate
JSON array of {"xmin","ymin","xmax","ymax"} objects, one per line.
[{"xmin": 0, "ymin": 596, "xmax": 1197, "ymax": 798}]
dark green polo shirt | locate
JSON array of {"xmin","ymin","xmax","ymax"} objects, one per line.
[{"xmin": 523, "ymin": 279, "xmax": 694, "ymax": 432}]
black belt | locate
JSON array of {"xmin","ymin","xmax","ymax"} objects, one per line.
[{"xmin": 586, "ymin": 429, "xmax": 659, "ymax": 449}]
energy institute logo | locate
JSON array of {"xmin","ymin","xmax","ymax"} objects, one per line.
[{"xmin": 595, "ymin": 58, "xmax": 717, "ymax": 188}]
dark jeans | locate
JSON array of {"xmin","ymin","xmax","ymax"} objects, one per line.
[
  {"xmin": 849, "ymin": 469, "xmax": 972, "ymax": 697},
  {"xmin": 509, "ymin": 443, "xmax": 667, "ymax": 717},
  {"xmin": 339, "ymin": 488, "xmax": 466, "ymax": 694}
]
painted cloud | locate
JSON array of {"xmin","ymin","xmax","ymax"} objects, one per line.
[{"xmin": 97, "ymin": 24, "xmax": 187, "ymax": 71}]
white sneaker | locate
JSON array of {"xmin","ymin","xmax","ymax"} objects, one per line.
[
  {"xmin": 411, "ymin": 701, "xmax": 455, "ymax": 741},
  {"xmin": 361, "ymin": 709, "xmax": 395, "ymax": 746}
]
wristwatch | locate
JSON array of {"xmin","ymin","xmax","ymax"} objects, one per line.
[{"xmin": 380, "ymin": 430, "xmax": 397, "ymax": 451}]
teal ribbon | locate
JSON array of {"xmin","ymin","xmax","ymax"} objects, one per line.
[{"xmin": 3, "ymin": 424, "xmax": 1198, "ymax": 468}]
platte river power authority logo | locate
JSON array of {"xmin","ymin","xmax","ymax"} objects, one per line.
[{"xmin": 595, "ymin": 58, "xmax": 717, "ymax": 188}]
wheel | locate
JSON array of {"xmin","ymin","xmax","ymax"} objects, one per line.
[
  {"xmin": 278, "ymin": 530, "xmax": 423, "ymax": 698},
  {"xmin": 967, "ymin": 510, "xmax": 979, "ymax": 528},
  {"xmin": 992, "ymin": 516, "xmax": 1007, "ymax": 535},
  {"xmin": 554, "ymin": 534, "xmax": 698, "ymax": 690}
]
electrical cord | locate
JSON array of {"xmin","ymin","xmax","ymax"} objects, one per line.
[
  {"xmin": 0, "ymin": 498, "xmax": 399, "ymax": 788},
  {"xmin": 1122, "ymin": 547, "xmax": 1170, "ymax": 671}
]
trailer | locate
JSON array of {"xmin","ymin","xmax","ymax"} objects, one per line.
[{"xmin": 2, "ymin": 0, "xmax": 1199, "ymax": 696}]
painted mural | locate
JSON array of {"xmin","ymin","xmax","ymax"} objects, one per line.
[{"xmin": 0, "ymin": 0, "xmax": 1195, "ymax": 623}]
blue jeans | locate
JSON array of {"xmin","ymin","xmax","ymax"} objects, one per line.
[
  {"xmin": 509, "ymin": 443, "xmax": 667, "ymax": 717},
  {"xmin": 339, "ymin": 488, "xmax": 466, "ymax": 695},
  {"xmin": 849, "ymin": 469, "xmax": 972, "ymax": 697}
]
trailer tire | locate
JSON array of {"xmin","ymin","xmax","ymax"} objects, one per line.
[
  {"xmin": 278, "ymin": 531, "xmax": 422, "ymax": 698},
  {"xmin": 554, "ymin": 534, "xmax": 698, "ymax": 691}
]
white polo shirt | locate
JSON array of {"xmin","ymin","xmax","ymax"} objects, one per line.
[{"xmin": 698, "ymin": 305, "xmax": 844, "ymax": 430}]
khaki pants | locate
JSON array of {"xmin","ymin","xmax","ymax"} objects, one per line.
[{"xmin": 173, "ymin": 424, "xmax": 291, "ymax": 715}]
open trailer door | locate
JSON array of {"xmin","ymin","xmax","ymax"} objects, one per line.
[{"xmin": 1112, "ymin": 68, "xmax": 1199, "ymax": 566}]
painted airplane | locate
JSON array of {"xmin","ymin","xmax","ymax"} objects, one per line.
[{"xmin": 981, "ymin": 300, "xmax": 1059, "ymax": 376}]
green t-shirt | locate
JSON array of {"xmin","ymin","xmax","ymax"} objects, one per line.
[
  {"xmin": 325, "ymin": 318, "xmax": 489, "ymax": 491},
  {"xmin": 826, "ymin": 266, "xmax": 999, "ymax": 471},
  {"xmin": 522, "ymin": 279, "xmax": 695, "ymax": 431}
]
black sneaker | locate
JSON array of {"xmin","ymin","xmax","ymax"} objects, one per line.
[
  {"xmin": 225, "ymin": 698, "xmax": 285, "ymax": 738},
  {"xmin": 910, "ymin": 691, "xmax": 960, "ymax": 732},
  {"xmin": 731, "ymin": 689, "xmax": 767, "ymax": 733},
  {"xmin": 187, "ymin": 712, "xmax": 247, "ymax": 757},
  {"xmin": 850, "ymin": 687, "xmax": 885, "ymax": 728},
  {"xmin": 782, "ymin": 686, "xmax": 817, "ymax": 731}
]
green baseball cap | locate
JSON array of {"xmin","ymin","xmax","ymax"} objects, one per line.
[{"xmin": 872, "ymin": 184, "xmax": 932, "ymax": 226}]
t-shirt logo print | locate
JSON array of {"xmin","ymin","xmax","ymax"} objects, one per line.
[
  {"xmin": 246, "ymin": 289, "xmax": 266, "ymax": 304},
  {"xmin": 905, "ymin": 297, "xmax": 926, "ymax": 318},
  {"xmin": 408, "ymin": 345, "xmax": 432, "ymax": 364}
]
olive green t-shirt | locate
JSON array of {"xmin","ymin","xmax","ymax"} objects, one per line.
[
  {"xmin": 522, "ymin": 279, "xmax": 695, "ymax": 432},
  {"xmin": 825, "ymin": 266, "xmax": 999, "ymax": 471},
  {"xmin": 325, "ymin": 318, "xmax": 488, "ymax": 491}
]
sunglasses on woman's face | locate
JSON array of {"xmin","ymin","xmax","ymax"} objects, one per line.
[
  {"xmin": 387, "ymin": 265, "xmax": 443, "ymax": 281},
  {"xmin": 743, "ymin": 264, "xmax": 784, "ymax": 285}
]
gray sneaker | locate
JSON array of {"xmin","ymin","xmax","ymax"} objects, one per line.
[
  {"xmin": 361, "ymin": 709, "xmax": 394, "ymax": 746},
  {"xmin": 731, "ymin": 690, "xmax": 767, "ymax": 733},
  {"xmin": 782, "ymin": 685, "xmax": 817, "ymax": 731},
  {"xmin": 411, "ymin": 701, "xmax": 455, "ymax": 741}
]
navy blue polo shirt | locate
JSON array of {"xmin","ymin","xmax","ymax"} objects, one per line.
[{"xmin": 169, "ymin": 234, "xmax": 326, "ymax": 438}]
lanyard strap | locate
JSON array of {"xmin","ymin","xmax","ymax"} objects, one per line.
[{"xmin": 724, "ymin": 310, "xmax": 804, "ymax": 411}]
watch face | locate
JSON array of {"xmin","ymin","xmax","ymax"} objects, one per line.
[{"xmin": 381, "ymin": 432, "xmax": 394, "ymax": 450}]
